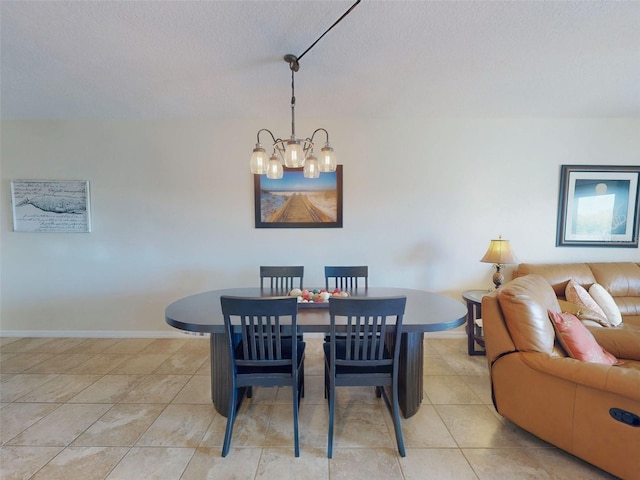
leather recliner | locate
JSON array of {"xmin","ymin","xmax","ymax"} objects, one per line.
[{"xmin": 482, "ymin": 272, "xmax": 640, "ymax": 479}]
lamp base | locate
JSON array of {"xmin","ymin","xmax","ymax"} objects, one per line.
[{"xmin": 492, "ymin": 264, "xmax": 504, "ymax": 289}]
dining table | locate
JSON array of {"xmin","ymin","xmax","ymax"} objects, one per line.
[{"xmin": 165, "ymin": 287, "xmax": 466, "ymax": 418}]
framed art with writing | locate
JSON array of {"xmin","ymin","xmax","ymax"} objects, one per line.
[{"xmin": 11, "ymin": 180, "xmax": 92, "ymax": 233}]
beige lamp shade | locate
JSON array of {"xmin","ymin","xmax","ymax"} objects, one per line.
[{"xmin": 480, "ymin": 237, "xmax": 518, "ymax": 266}]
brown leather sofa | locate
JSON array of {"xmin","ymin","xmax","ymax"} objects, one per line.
[
  {"xmin": 515, "ymin": 262, "xmax": 640, "ymax": 327},
  {"xmin": 482, "ymin": 263, "xmax": 640, "ymax": 479}
]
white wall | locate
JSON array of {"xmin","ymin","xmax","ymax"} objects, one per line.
[{"xmin": 1, "ymin": 118, "xmax": 639, "ymax": 335}]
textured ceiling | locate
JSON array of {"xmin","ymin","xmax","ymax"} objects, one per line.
[{"xmin": 2, "ymin": 0, "xmax": 639, "ymax": 120}]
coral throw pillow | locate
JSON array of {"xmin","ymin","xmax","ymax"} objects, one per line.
[
  {"xmin": 548, "ymin": 310, "xmax": 620, "ymax": 365},
  {"xmin": 588, "ymin": 283, "xmax": 623, "ymax": 327},
  {"xmin": 565, "ymin": 280, "xmax": 610, "ymax": 326}
]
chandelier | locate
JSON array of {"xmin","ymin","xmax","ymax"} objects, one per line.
[
  {"xmin": 250, "ymin": 55, "xmax": 336, "ymax": 180},
  {"xmin": 250, "ymin": 1, "xmax": 361, "ymax": 180}
]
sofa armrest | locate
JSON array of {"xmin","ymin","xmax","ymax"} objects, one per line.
[{"xmin": 519, "ymin": 352, "xmax": 640, "ymax": 401}]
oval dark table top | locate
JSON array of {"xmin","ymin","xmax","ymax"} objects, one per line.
[{"xmin": 165, "ymin": 287, "xmax": 466, "ymax": 334}]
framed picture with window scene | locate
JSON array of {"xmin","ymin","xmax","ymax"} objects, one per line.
[{"xmin": 556, "ymin": 165, "xmax": 639, "ymax": 247}]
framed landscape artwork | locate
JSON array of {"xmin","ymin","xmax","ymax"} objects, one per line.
[
  {"xmin": 11, "ymin": 180, "xmax": 92, "ymax": 233},
  {"xmin": 254, "ymin": 166, "xmax": 343, "ymax": 228},
  {"xmin": 556, "ymin": 165, "xmax": 639, "ymax": 248}
]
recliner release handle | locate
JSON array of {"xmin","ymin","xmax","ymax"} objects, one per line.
[{"xmin": 609, "ymin": 408, "xmax": 640, "ymax": 427}]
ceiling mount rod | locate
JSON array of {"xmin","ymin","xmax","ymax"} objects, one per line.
[{"xmin": 296, "ymin": 0, "xmax": 361, "ymax": 64}]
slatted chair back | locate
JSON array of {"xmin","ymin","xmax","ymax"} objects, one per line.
[
  {"xmin": 325, "ymin": 295, "xmax": 406, "ymax": 458},
  {"xmin": 324, "ymin": 265, "xmax": 368, "ymax": 291},
  {"xmin": 220, "ymin": 295, "xmax": 304, "ymax": 457},
  {"xmin": 327, "ymin": 296, "xmax": 405, "ymax": 369},
  {"xmin": 260, "ymin": 265, "xmax": 304, "ymax": 291}
]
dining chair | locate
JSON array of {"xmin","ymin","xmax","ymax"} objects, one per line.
[
  {"xmin": 324, "ymin": 295, "xmax": 407, "ymax": 458},
  {"xmin": 324, "ymin": 265, "xmax": 368, "ymax": 291},
  {"xmin": 260, "ymin": 265, "xmax": 304, "ymax": 291},
  {"xmin": 220, "ymin": 295, "xmax": 305, "ymax": 457}
]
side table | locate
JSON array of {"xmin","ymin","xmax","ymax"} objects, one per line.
[{"xmin": 462, "ymin": 289, "xmax": 490, "ymax": 356}]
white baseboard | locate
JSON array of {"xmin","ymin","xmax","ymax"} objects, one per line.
[
  {"xmin": 0, "ymin": 330, "xmax": 201, "ymax": 338},
  {"xmin": 0, "ymin": 330, "xmax": 466, "ymax": 339}
]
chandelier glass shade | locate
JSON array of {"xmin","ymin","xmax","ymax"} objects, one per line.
[
  {"xmin": 319, "ymin": 145, "xmax": 337, "ymax": 172},
  {"xmin": 249, "ymin": 145, "xmax": 268, "ymax": 174},
  {"xmin": 284, "ymin": 139, "xmax": 304, "ymax": 168},
  {"xmin": 266, "ymin": 153, "xmax": 283, "ymax": 179}
]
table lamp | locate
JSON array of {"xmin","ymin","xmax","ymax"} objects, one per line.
[{"xmin": 480, "ymin": 236, "xmax": 518, "ymax": 289}]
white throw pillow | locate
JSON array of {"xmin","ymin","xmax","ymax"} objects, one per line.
[
  {"xmin": 588, "ymin": 283, "xmax": 623, "ymax": 327},
  {"xmin": 565, "ymin": 280, "xmax": 610, "ymax": 326}
]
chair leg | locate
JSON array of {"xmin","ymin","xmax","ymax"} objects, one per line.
[
  {"xmin": 391, "ymin": 394, "xmax": 406, "ymax": 457},
  {"xmin": 222, "ymin": 387, "xmax": 238, "ymax": 457},
  {"xmin": 327, "ymin": 380, "xmax": 335, "ymax": 458},
  {"xmin": 293, "ymin": 378, "xmax": 300, "ymax": 457},
  {"xmin": 389, "ymin": 383, "xmax": 406, "ymax": 457},
  {"xmin": 379, "ymin": 382, "xmax": 405, "ymax": 457},
  {"xmin": 324, "ymin": 360, "xmax": 329, "ymax": 400}
]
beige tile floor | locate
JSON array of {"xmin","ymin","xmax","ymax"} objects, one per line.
[{"xmin": 0, "ymin": 335, "xmax": 619, "ymax": 480}]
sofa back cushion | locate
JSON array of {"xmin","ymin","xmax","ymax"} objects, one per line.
[
  {"xmin": 588, "ymin": 324, "xmax": 640, "ymax": 361},
  {"xmin": 515, "ymin": 263, "xmax": 596, "ymax": 299},
  {"xmin": 497, "ymin": 274, "xmax": 558, "ymax": 354},
  {"xmin": 588, "ymin": 263, "xmax": 640, "ymax": 297},
  {"xmin": 588, "ymin": 264, "xmax": 640, "ymax": 323}
]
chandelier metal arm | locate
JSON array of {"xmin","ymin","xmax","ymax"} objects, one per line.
[
  {"xmin": 256, "ymin": 128, "xmax": 288, "ymax": 160},
  {"xmin": 301, "ymin": 139, "xmax": 314, "ymax": 158},
  {"xmin": 255, "ymin": 128, "xmax": 278, "ymax": 146},
  {"xmin": 310, "ymin": 128, "xmax": 330, "ymax": 146},
  {"xmin": 295, "ymin": 128, "xmax": 331, "ymax": 157}
]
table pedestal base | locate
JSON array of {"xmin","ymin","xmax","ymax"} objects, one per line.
[
  {"xmin": 208, "ymin": 331, "xmax": 424, "ymax": 419},
  {"xmin": 399, "ymin": 332, "xmax": 424, "ymax": 418}
]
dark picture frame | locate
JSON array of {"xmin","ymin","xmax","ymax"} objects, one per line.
[
  {"xmin": 254, "ymin": 165, "xmax": 343, "ymax": 228},
  {"xmin": 556, "ymin": 165, "xmax": 640, "ymax": 248}
]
